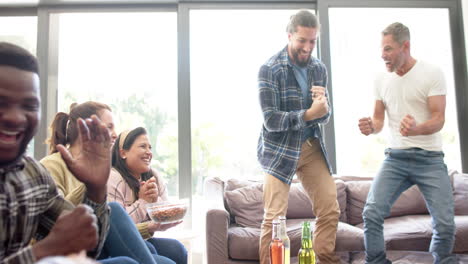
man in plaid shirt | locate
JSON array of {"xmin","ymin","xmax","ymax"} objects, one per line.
[
  {"xmin": 257, "ymin": 10, "xmax": 340, "ymax": 264},
  {"xmin": 0, "ymin": 42, "xmax": 110, "ymax": 264}
]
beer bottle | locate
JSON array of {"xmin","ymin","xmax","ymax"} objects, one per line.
[
  {"xmin": 298, "ymin": 221, "xmax": 315, "ymax": 264},
  {"xmin": 279, "ymin": 216, "xmax": 290, "ymax": 264},
  {"xmin": 269, "ymin": 219, "xmax": 284, "ymax": 264}
]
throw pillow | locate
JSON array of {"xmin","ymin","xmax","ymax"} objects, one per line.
[{"xmin": 224, "ymin": 183, "xmax": 264, "ymax": 227}]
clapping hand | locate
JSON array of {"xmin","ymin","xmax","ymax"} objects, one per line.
[{"xmin": 140, "ymin": 177, "xmax": 159, "ymax": 203}]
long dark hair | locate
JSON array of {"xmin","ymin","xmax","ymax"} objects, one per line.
[
  {"xmin": 112, "ymin": 127, "xmax": 154, "ymax": 201},
  {"xmin": 46, "ymin": 101, "xmax": 111, "ymax": 154}
]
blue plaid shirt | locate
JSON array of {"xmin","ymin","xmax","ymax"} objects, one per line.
[{"xmin": 257, "ymin": 46, "xmax": 332, "ymax": 184}]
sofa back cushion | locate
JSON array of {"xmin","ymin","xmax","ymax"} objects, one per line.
[
  {"xmin": 286, "ymin": 179, "xmax": 347, "ymax": 222},
  {"xmin": 225, "ymin": 183, "xmax": 264, "ymax": 227},
  {"xmin": 453, "ymin": 172, "xmax": 468, "ymax": 215},
  {"xmin": 346, "ymin": 181, "xmax": 428, "ymax": 225},
  {"xmin": 224, "ymin": 178, "xmax": 347, "ymax": 227},
  {"xmin": 224, "ymin": 179, "xmax": 262, "ymax": 224}
]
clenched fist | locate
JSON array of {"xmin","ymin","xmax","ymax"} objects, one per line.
[
  {"xmin": 358, "ymin": 117, "xmax": 374, "ymax": 136},
  {"xmin": 33, "ymin": 205, "xmax": 99, "ymax": 260},
  {"xmin": 400, "ymin": 114, "xmax": 417, "ymax": 136}
]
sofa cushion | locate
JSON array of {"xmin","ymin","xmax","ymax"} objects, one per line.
[
  {"xmin": 228, "ymin": 226, "xmax": 261, "ymax": 260},
  {"xmin": 355, "ymin": 215, "xmax": 468, "ymax": 253},
  {"xmin": 287, "ymin": 179, "xmax": 347, "ymax": 222},
  {"xmin": 335, "ymin": 180, "xmax": 347, "ymax": 222},
  {"xmin": 351, "ymin": 251, "xmax": 468, "ymax": 264},
  {"xmin": 285, "ymin": 184, "xmax": 312, "ymax": 219},
  {"xmin": 381, "ymin": 215, "xmax": 432, "ymax": 251},
  {"xmin": 351, "ymin": 251, "xmax": 436, "ymax": 264},
  {"xmin": 227, "ymin": 219, "xmax": 362, "ymax": 260},
  {"xmin": 224, "ymin": 179, "xmax": 262, "ymax": 224},
  {"xmin": 453, "ymin": 172, "xmax": 468, "ymax": 215},
  {"xmin": 225, "ymin": 178, "xmax": 261, "ymax": 192},
  {"xmin": 346, "ymin": 181, "xmax": 428, "ymax": 225},
  {"xmin": 225, "ymin": 183, "xmax": 264, "ymax": 227},
  {"xmin": 334, "ymin": 222, "xmax": 365, "ymax": 252},
  {"xmin": 224, "ymin": 179, "xmax": 347, "ymax": 227},
  {"xmin": 346, "ymin": 181, "xmax": 367, "ymax": 225},
  {"xmin": 228, "ymin": 219, "xmax": 314, "ymax": 260},
  {"xmin": 453, "ymin": 215, "xmax": 468, "ymax": 253}
]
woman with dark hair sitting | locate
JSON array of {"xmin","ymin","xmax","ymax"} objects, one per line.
[{"xmin": 108, "ymin": 127, "xmax": 187, "ymax": 264}]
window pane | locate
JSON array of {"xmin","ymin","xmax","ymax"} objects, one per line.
[
  {"xmin": 329, "ymin": 8, "xmax": 461, "ymax": 175},
  {"xmin": 190, "ymin": 9, "xmax": 311, "ymax": 260},
  {"xmin": 56, "ymin": 12, "xmax": 179, "ymax": 195},
  {"xmin": 190, "ymin": 9, "xmax": 311, "ymax": 189},
  {"xmin": 0, "ymin": 16, "xmax": 37, "ymax": 157}
]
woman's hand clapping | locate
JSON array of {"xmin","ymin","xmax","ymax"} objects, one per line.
[{"xmin": 139, "ymin": 177, "xmax": 159, "ymax": 203}]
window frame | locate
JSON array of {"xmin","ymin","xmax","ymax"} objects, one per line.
[
  {"xmin": 0, "ymin": 1, "xmax": 466, "ymax": 232},
  {"xmin": 317, "ymin": 0, "xmax": 468, "ymax": 173}
]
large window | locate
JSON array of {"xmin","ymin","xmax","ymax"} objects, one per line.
[
  {"xmin": 0, "ymin": 16, "xmax": 37, "ymax": 157},
  {"xmin": 329, "ymin": 8, "xmax": 461, "ymax": 176},
  {"xmin": 56, "ymin": 12, "xmax": 179, "ymax": 195},
  {"xmin": 189, "ymin": 8, "xmax": 311, "ymax": 260},
  {"xmin": 190, "ymin": 9, "xmax": 312, "ymax": 193}
]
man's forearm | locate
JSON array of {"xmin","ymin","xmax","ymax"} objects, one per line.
[
  {"xmin": 304, "ymin": 110, "xmax": 330, "ymax": 126},
  {"xmin": 413, "ymin": 116, "xmax": 445, "ymax": 135},
  {"xmin": 372, "ymin": 118, "xmax": 384, "ymax": 134}
]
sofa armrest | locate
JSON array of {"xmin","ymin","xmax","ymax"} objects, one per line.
[{"xmin": 206, "ymin": 207, "xmax": 230, "ymax": 264}]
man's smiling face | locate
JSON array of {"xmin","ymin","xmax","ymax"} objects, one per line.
[{"xmin": 0, "ymin": 65, "xmax": 40, "ymax": 166}]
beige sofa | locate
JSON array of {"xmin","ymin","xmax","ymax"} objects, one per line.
[{"xmin": 204, "ymin": 171, "xmax": 468, "ymax": 263}]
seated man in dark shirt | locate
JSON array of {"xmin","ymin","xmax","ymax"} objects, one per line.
[{"xmin": 0, "ymin": 42, "xmax": 111, "ymax": 264}]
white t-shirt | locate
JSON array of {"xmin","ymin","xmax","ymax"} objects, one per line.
[{"xmin": 374, "ymin": 60, "xmax": 446, "ymax": 151}]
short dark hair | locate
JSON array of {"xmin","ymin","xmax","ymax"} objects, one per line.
[
  {"xmin": 382, "ymin": 22, "xmax": 410, "ymax": 45},
  {"xmin": 0, "ymin": 42, "xmax": 38, "ymax": 74},
  {"xmin": 286, "ymin": 10, "xmax": 320, "ymax": 34}
]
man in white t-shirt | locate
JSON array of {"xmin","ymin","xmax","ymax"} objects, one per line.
[{"xmin": 358, "ymin": 22, "xmax": 456, "ymax": 264}]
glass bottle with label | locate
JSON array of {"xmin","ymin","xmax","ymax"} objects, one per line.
[
  {"xmin": 298, "ymin": 221, "xmax": 315, "ymax": 264},
  {"xmin": 279, "ymin": 216, "xmax": 290, "ymax": 264},
  {"xmin": 270, "ymin": 219, "xmax": 284, "ymax": 264}
]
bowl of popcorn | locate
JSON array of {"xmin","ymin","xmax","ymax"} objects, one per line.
[{"xmin": 146, "ymin": 198, "xmax": 189, "ymax": 224}]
